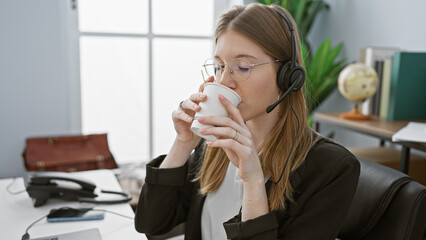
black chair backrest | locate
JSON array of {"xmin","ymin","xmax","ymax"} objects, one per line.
[{"xmin": 338, "ymin": 157, "xmax": 426, "ymax": 240}]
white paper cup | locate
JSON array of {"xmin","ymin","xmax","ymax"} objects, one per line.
[{"xmin": 190, "ymin": 83, "xmax": 241, "ymax": 140}]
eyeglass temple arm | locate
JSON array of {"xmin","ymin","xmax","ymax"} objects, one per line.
[
  {"xmin": 251, "ymin": 59, "xmax": 280, "ymax": 67},
  {"xmin": 201, "ymin": 70, "xmax": 207, "ymax": 82}
]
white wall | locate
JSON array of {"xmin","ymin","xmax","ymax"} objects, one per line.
[
  {"xmin": 0, "ymin": 0, "xmax": 78, "ymax": 178},
  {"xmin": 308, "ymin": 0, "xmax": 426, "ymax": 148}
]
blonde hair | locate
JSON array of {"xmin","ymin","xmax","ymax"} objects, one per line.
[{"xmin": 195, "ymin": 3, "xmax": 318, "ymax": 211}]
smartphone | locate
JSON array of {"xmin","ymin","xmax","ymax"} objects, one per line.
[{"xmin": 47, "ymin": 207, "xmax": 104, "ymax": 222}]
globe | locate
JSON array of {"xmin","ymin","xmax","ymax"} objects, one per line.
[
  {"xmin": 337, "ymin": 63, "xmax": 378, "ymax": 120},
  {"xmin": 338, "ymin": 63, "xmax": 378, "ymax": 102}
]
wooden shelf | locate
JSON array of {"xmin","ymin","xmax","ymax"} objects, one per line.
[{"xmin": 315, "ymin": 113, "xmax": 410, "ymax": 138}]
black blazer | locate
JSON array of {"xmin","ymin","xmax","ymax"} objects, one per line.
[{"xmin": 135, "ymin": 138, "xmax": 360, "ymax": 239}]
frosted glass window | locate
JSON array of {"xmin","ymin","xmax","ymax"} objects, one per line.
[
  {"xmin": 152, "ymin": 0, "xmax": 213, "ymax": 36},
  {"xmin": 78, "ymin": 0, "xmax": 148, "ymax": 34},
  {"xmin": 80, "ymin": 36, "xmax": 149, "ymax": 164},
  {"xmin": 152, "ymin": 38, "xmax": 213, "ymax": 157}
]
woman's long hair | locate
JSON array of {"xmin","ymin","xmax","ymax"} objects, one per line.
[{"xmin": 195, "ymin": 3, "xmax": 318, "ymax": 211}]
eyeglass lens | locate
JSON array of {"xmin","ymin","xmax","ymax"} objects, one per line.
[{"xmin": 203, "ymin": 59, "xmax": 252, "ymax": 81}]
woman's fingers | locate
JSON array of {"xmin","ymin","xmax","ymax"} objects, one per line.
[
  {"xmin": 218, "ymin": 94, "xmax": 245, "ymax": 126},
  {"xmin": 189, "ymin": 93, "xmax": 207, "ymax": 103},
  {"xmin": 172, "ymin": 109, "xmax": 193, "ymax": 123},
  {"xmin": 173, "ymin": 93, "xmax": 205, "ymax": 122},
  {"xmin": 180, "ymin": 99, "xmax": 201, "ymax": 112},
  {"xmin": 199, "ymin": 76, "xmax": 215, "ymax": 92},
  {"xmin": 199, "ymin": 126, "xmax": 248, "ymax": 145},
  {"xmin": 198, "ymin": 116, "xmax": 248, "ymax": 136},
  {"xmin": 207, "ymin": 138, "xmax": 251, "ymax": 160},
  {"xmin": 179, "ymin": 92, "xmax": 207, "ymax": 112},
  {"xmin": 197, "ymin": 116, "xmax": 252, "ymax": 151}
]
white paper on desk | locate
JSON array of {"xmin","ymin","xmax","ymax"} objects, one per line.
[{"xmin": 392, "ymin": 122, "xmax": 426, "ymax": 142}]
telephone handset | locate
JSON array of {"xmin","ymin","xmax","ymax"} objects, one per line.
[
  {"xmin": 24, "ymin": 172, "xmax": 132, "ymax": 207},
  {"xmin": 28, "ymin": 172, "xmax": 97, "ymax": 191}
]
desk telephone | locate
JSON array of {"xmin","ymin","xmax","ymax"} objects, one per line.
[{"xmin": 24, "ymin": 172, "xmax": 131, "ymax": 207}]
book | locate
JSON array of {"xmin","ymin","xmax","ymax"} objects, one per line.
[
  {"xmin": 360, "ymin": 47, "xmax": 400, "ymax": 115},
  {"xmin": 392, "ymin": 122, "xmax": 426, "ymax": 143},
  {"xmin": 379, "ymin": 59, "xmax": 392, "ymax": 119},
  {"xmin": 360, "ymin": 48, "xmax": 367, "ymax": 63},
  {"xmin": 364, "ymin": 47, "xmax": 398, "ymax": 68},
  {"xmin": 387, "ymin": 52, "xmax": 426, "ymax": 120},
  {"xmin": 372, "ymin": 60, "xmax": 384, "ymax": 116}
]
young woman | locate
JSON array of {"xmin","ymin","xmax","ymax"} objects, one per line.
[{"xmin": 135, "ymin": 3, "xmax": 360, "ymax": 240}]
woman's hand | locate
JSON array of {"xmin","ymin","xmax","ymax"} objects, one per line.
[
  {"xmin": 171, "ymin": 76, "xmax": 214, "ymax": 148},
  {"xmin": 197, "ymin": 94, "xmax": 264, "ymax": 183},
  {"xmin": 197, "ymin": 93, "xmax": 269, "ymax": 221}
]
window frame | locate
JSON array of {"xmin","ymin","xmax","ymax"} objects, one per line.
[{"xmin": 70, "ymin": 0, "xmax": 240, "ymax": 164}]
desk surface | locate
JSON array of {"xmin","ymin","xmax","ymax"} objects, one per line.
[
  {"xmin": 0, "ymin": 169, "xmax": 147, "ymax": 240},
  {"xmin": 315, "ymin": 113, "xmax": 410, "ymax": 137},
  {"xmin": 314, "ymin": 113, "xmax": 426, "ymax": 149}
]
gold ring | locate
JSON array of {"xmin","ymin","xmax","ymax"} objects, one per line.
[
  {"xmin": 233, "ymin": 131, "xmax": 240, "ymax": 141},
  {"xmin": 178, "ymin": 101, "xmax": 184, "ymax": 109}
]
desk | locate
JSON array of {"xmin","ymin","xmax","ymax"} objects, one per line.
[
  {"xmin": 314, "ymin": 112, "xmax": 426, "ymax": 173},
  {"xmin": 0, "ymin": 169, "xmax": 147, "ymax": 240}
]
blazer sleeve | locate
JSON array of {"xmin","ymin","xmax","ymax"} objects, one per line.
[
  {"xmin": 134, "ymin": 142, "xmax": 203, "ymax": 235},
  {"xmin": 223, "ymin": 155, "xmax": 360, "ymax": 240}
]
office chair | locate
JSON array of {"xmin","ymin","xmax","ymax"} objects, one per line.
[{"xmin": 338, "ymin": 157, "xmax": 426, "ymax": 240}]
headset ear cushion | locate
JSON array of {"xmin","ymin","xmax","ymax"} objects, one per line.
[
  {"xmin": 277, "ymin": 62, "xmax": 291, "ymax": 91},
  {"xmin": 288, "ymin": 66, "xmax": 306, "ymax": 91}
]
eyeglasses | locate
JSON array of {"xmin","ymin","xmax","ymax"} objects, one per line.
[{"xmin": 202, "ymin": 58, "xmax": 279, "ymax": 82}]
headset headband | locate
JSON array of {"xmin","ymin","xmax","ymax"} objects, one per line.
[{"xmin": 271, "ymin": 8, "xmax": 298, "ymax": 69}]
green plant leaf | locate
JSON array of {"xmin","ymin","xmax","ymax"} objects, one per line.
[
  {"xmin": 306, "ymin": 41, "xmax": 345, "ymax": 112},
  {"xmin": 294, "ymin": 0, "xmax": 307, "ymax": 27},
  {"xmin": 302, "ymin": 2, "xmax": 329, "ymax": 37},
  {"xmin": 308, "ymin": 113, "xmax": 314, "ymax": 127},
  {"xmin": 314, "ymin": 38, "xmax": 332, "ymax": 81},
  {"xmin": 281, "ymin": 0, "xmax": 293, "ymax": 13},
  {"xmin": 300, "ymin": 41, "xmax": 311, "ymax": 67},
  {"xmin": 307, "ymin": 42, "xmax": 324, "ymax": 85}
]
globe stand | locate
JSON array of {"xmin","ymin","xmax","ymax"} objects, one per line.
[{"xmin": 339, "ymin": 103, "xmax": 371, "ymax": 120}]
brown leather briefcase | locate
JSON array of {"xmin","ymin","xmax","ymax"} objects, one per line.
[{"xmin": 23, "ymin": 133, "xmax": 118, "ymax": 172}]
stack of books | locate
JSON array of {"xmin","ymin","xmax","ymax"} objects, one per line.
[{"xmin": 360, "ymin": 47, "xmax": 426, "ymax": 121}]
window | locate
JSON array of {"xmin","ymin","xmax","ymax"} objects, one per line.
[{"xmin": 79, "ymin": 0, "xmax": 214, "ymax": 164}]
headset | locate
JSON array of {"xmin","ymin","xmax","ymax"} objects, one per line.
[
  {"xmin": 265, "ymin": 8, "xmax": 304, "ymax": 185},
  {"xmin": 266, "ymin": 8, "xmax": 306, "ymax": 114}
]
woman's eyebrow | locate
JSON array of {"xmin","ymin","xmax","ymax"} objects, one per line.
[
  {"xmin": 213, "ymin": 54, "xmax": 258, "ymax": 60},
  {"xmin": 235, "ymin": 54, "xmax": 258, "ymax": 59}
]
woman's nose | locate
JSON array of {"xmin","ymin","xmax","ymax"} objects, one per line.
[{"xmin": 217, "ymin": 68, "xmax": 237, "ymax": 89}]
